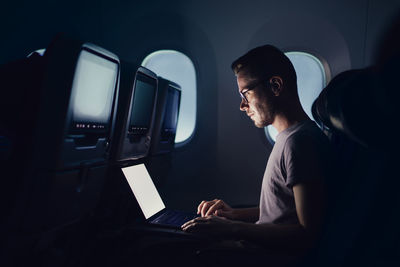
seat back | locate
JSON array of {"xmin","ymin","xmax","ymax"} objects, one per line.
[
  {"xmin": 1, "ymin": 34, "xmax": 121, "ymax": 266},
  {"xmin": 310, "ymin": 65, "xmax": 399, "ymax": 266}
]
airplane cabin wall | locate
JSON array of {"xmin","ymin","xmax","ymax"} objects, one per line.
[{"xmin": 0, "ymin": 0, "xmax": 399, "ymax": 212}]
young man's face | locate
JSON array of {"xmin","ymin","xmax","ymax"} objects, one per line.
[{"xmin": 236, "ymin": 71, "xmax": 275, "ymax": 128}]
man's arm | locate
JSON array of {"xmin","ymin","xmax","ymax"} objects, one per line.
[
  {"xmin": 197, "ymin": 199, "xmax": 259, "ymax": 223},
  {"xmin": 183, "ymin": 180, "xmax": 325, "ymax": 251},
  {"xmin": 229, "ymin": 207, "xmax": 259, "ymax": 223},
  {"xmin": 232, "ymin": 181, "xmax": 324, "ymax": 249}
]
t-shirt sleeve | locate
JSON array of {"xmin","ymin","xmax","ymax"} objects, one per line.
[{"xmin": 283, "ymin": 133, "xmax": 327, "ymax": 188}]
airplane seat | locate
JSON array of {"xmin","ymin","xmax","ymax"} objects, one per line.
[
  {"xmin": 0, "ymin": 52, "xmax": 45, "ymax": 158},
  {"xmin": 145, "ymin": 77, "xmax": 181, "ymax": 196},
  {"xmin": 309, "ymin": 67, "xmax": 399, "ymax": 266},
  {"xmin": 2, "ymin": 34, "xmax": 121, "ymax": 267},
  {"xmin": 149, "ymin": 77, "xmax": 181, "ymax": 156},
  {"xmin": 312, "ymin": 68, "xmax": 379, "ymax": 147},
  {"xmin": 90, "ymin": 65, "xmax": 161, "ymax": 246},
  {"xmin": 0, "ymin": 52, "xmax": 47, "ymax": 222}
]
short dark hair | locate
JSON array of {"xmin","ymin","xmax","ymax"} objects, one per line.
[{"xmin": 231, "ymin": 44, "xmax": 297, "ymax": 90}]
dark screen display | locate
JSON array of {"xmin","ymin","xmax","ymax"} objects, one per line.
[
  {"xmin": 162, "ymin": 85, "xmax": 180, "ymax": 131},
  {"xmin": 128, "ymin": 72, "xmax": 157, "ymax": 134}
]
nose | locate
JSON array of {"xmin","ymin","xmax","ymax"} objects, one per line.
[{"xmin": 239, "ymin": 98, "xmax": 248, "ymax": 111}]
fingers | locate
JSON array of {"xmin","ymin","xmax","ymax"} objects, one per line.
[
  {"xmin": 197, "ymin": 199, "xmax": 229, "ymax": 217},
  {"xmin": 197, "ymin": 200, "xmax": 206, "ymax": 215},
  {"xmin": 181, "ymin": 216, "xmax": 205, "ymax": 228},
  {"xmin": 197, "ymin": 200, "xmax": 216, "ymax": 217},
  {"xmin": 181, "ymin": 216, "xmax": 209, "ymax": 232},
  {"xmin": 201, "ymin": 202, "xmax": 214, "ymax": 217},
  {"xmin": 181, "ymin": 215, "xmax": 231, "ymax": 235},
  {"xmin": 205, "ymin": 200, "xmax": 224, "ymax": 217}
]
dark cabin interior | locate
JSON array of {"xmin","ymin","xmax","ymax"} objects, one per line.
[{"xmin": 1, "ymin": 1, "xmax": 400, "ymax": 266}]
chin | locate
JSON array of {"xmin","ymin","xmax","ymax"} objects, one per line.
[
  {"xmin": 251, "ymin": 114, "xmax": 269, "ymax": 128},
  {"xmin": 253, "ymin": 117, "xmax": 269, "ymax": 128},
  {"xmin": 250, "ymin": 113, "xmax": 268, "ymax": 128},
  {"xmin": 254, "ymin": 121, "xmax": 266, "ymax": 128}
]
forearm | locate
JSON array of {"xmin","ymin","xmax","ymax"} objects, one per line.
[
  {"xmin": 231, "ymin": 222, "xmax": 315, "ymax": 251},
  {"xmin": 232, "ymin": 207, "xmax": 259, "ymax": 223}
]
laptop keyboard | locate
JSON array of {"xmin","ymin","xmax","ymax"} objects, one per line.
[{"xmin": 152, "ymin": 210, "xmax": 198, "ymax": 227}]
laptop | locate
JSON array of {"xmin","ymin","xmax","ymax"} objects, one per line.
[{"xmin": 121, "ymin": 164, "xmax": 198, "ymax": 229}]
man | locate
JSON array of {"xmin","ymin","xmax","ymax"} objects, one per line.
[{"xmin": 182, "ymin": 45, "xmax": 332, "ymax": 254}]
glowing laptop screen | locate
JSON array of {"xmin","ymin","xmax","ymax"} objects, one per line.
[{"xmin": 121, "ymin": 164, "xmax": 165, "ymax": 219}]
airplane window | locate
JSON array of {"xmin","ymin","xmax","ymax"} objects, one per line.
[
  {"xmin": 142, "ymin": 50, "xmax": 196, "ymax": 145},
  {"xmin": 265, "ymin": 52, "xmax": 328, "ymax": 143}
]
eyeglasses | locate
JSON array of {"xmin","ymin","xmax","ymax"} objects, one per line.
[{"xmin": 239, "ymin": 79, "xmax": 267, "ymax": 103}]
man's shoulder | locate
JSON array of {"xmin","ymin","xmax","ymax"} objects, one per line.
[{"xmin": 284, "ymin": 121, "xmax": 330, "ymax": 152}]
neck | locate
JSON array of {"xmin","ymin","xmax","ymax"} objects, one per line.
[{"xmin": 271, "ymin": 99, "xmax": 309, "ymax": 133}]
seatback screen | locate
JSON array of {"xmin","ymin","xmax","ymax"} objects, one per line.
[
  {"xmin": 69, "ymin": 49, "xmax": 118, "ymax": 133},
  {"xmin": 162, "ymin": 85, "xmax": 180, "ymax": 131},
  {"xmin": 129, "ymin": 72, "xmax": 157, "ymax": 134}
]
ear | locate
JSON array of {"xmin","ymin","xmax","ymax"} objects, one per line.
[{"xmin": 269, "ymin": 76, "xmax": 283, "ymax": 96}]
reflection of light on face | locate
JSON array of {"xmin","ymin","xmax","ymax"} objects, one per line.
[{"xmin": 237, "ymin": 72, "xmax": 275, "ymax": 128}]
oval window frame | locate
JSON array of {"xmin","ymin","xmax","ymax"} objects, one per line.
[
  {"xmin": 142, "ymin": 50, "xmax": 197, "ymax": 147},
  {"xmin": 264, "ymin": 51, "xmax": 330, "ymax": 144}
]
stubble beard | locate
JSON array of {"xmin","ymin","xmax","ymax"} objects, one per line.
[
  {"xmin": 253, "ymin": 117, "xmax": 266, "ymax": 128},
  {"xmin": 252, "ymin": 101, "xmax": 274, "ymax": 129}
]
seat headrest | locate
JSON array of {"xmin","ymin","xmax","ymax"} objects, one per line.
[
  {"xmin": 312, "ymin": 68, "xmax": 381, "ymax": 148},
  {"xmin": 0, "ymin": 53, "xmax": 45, "ymax": 136}
]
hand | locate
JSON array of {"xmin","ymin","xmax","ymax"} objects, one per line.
[
  {"xmin": 181, "ymin": 215, "xmax": 236, "ymax": 236},
  {"xmin": 197, "ymin": 199, "xmax": 235, "ymax": 218}
]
